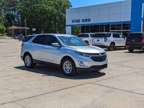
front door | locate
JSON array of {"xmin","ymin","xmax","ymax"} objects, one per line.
[{"xmin": 41, "ymin": 35, "xmax": 63, "ymax": 64}]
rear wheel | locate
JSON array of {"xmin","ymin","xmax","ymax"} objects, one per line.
[
  {"xmin": 61, "ymin": 58, "xmax": 77, "ymax": 76},
  {"xmin": 109, "ymin": 43, "xmax": 116, "ymax": 51},
  {"xmin": 128, "ymin": 48, "xmax": 134, "ymax": 53},
  {"xmin": 84, "ymin": 41, "xmax": 89, "ymax": 45},
  {"xmin": 24, "ymin": 54, "xmax": 34, "ymax": 68}
]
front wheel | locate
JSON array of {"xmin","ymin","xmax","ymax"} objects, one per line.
[{"xmin": 61, "ymin": 58, "xmax": 77, "ymax": 76}]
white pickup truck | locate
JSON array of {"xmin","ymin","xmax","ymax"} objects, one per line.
[{"xmin": 78, "ymin": 33, "xmax": 126, "ymax": 50}]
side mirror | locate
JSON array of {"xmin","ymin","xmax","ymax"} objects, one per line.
[{"xmin": 52, "ymin": 43, "xmax": 61, "ymax": 47}]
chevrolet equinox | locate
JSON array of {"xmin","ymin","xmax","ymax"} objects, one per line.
[{"xmin": 21, "ymin": 34, "xmax": 108, "ymax": 75}]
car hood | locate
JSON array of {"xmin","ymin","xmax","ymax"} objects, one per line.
[{"xmin": 68, "ymin": 46, "xmax": 105, "ymax": 54}]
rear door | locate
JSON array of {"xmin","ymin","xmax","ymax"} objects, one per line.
[
  {"xmin": 32, "ymin": 35, "xmax": 62, "ymax": 64},
  {"xmin": 113, "ymin": 34, "xmax": 125, "ymax": 46},
  {"xmin": 31, "ymin": 35, "xmax": 48, "ymax": 61},
  {"xmin": 119, "ymin": 35, "xmax": 126, "ymax": 46}
]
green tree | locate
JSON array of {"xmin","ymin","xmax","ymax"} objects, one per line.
[
  {"xmin": 0, "ymin": 23, "xmax": 6, "ymax": 34},
  {"xmin": 5, "ymin": 13, "xmax": 16, "ymax": 26},
  {"xmin": 18, "ymin": 0, "xmax": 71, "ymax": 33},
  {"xmin": 0, "ymin": 0, "xmax": 5, "ymax": 23},
  {"xmin": 0, "ymin": 0, "xmax": 18, "ymax": 26},
  {"xmin": 0, "ymin": 0, "xmax": 6, "ymax": 34}
]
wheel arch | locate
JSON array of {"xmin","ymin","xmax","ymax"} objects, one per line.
[
  {"xmin": 60, "ymin": 56, "xmax": 76, "ymax": 66},
  {"xmin": 110, "ymin": 42, "xmax": 115, "ymax": 45}
]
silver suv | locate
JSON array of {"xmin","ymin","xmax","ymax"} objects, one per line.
[{"xmin": 21, "ymin": 34, "xmax": 108, "ymax": 75}]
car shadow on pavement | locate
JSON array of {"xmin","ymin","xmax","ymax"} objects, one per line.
[
  {"xmin": 14, "ymin": 64, "xmax": 106, "ymax": 80},
  {"xmin": 125, "ymin": 50, "xmax": 144, "ymax": 54}
]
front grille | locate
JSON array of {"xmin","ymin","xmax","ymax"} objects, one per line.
[
  {"xmin": 86, "ymin": 52, "xmax": 105, "ymax": 56},
  {"xmin": 91, "ymin": 55, "xmax": 106, "ymax": 62}
]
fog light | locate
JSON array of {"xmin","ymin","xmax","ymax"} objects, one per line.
[{"xmin": 78, "ymin": 61, "xmax": 87, "ymax": 67}]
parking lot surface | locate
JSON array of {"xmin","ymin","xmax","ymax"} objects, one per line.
[{"xmin": 0, "ymin": 39, "xmax": 144, "ymax": 108}]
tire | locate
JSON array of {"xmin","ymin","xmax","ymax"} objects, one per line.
[
  {"xmin": 61, "ymin": 58, "xmax": 77, "ymax": 76},
  {"xmin": 109, "ymin": 43, "xmax": 116, "ymax": 51},
  {"xmin": 128, "ymin": 48, "xmax": 134, "ymax": 53},
  {"xmin": 23, "ymin": 54, "xmax": 34, "ymax": 68},
  {"xmin": 85, "ymin": 41, "xmax": 89, "ymax": 45}
]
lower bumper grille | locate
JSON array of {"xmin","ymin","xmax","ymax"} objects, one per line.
[{"xmin": 91, "ymin": 55, "xmax": 106, "ymax": 62}]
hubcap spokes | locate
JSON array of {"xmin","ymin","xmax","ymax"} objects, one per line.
[
  {"xmin": 25, "ymin": 56, "xmax": 31, "ymax": 66},
  {"xmin": 63, "ymin": 61, "xmax": 72, "ymax": 74}
]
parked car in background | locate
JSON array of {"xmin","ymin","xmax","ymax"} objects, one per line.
[
  {"xmin": 21, "ymin": 34, "xmax": 108, "ymax": 76},
  {"xmin": 126, "ymin": 33, "xmax": 144, "ymax": 53},
  {"xmin": 79, "ymin": 33, "xmax": 126, "ymax": 50},
  {"xmin": 78, "ymin": 33, "xmax": 93, "ymax": 45}
]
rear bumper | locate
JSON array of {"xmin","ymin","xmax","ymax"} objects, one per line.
[
  {"xmin": 126, "ymin": 44, "xmax": 144, "ymax": 49},
  {"xmin": 77, "ymin": 64, "xmax": 108, "ymax": 72}
]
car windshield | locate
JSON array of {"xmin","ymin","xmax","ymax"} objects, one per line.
[{"xmin": 58, "ymin": 36, "xmax": 87, "ymax": 46}]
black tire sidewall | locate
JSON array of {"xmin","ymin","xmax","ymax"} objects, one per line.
[
  {"xmin": 109, "ymin": 43, "xmax": 115, "ymax": 51},
  {"xmin": 24, "ymin": 54, "xmax": 34, "ymax": 68},
  {"xmin": 128, "ymin": 48, "xmax": 134, "ymax": 53}
]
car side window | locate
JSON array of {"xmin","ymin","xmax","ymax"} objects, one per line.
[
  {"xmin": 113, "ymin": 34, "xmax": 120, "ymax": 38},
  {"xmin": 45, "ymin": 35, "xmax": 60, "ymax": 46},
  {"xmin": 33, "ymin": 35, "xmax": 59, "ymax": 46},
  {"xmin": 32, "ymin": 35, "xmax": 46, "ymax": 44}
]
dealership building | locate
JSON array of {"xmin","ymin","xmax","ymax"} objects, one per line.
[{"xmin": 66, "ymin": 0, "xmax": 144, "ymax": 35}]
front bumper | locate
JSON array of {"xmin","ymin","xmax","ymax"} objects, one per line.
[
  {"xmin": 74, "ymin": 55, "xmax": 108, "ymax": 69},
  {"xmin": 77, "ymin": 64, "xmax": 108, "ymax": 72}
]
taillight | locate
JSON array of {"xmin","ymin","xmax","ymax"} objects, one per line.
[
  {"xmin": 126, "ymin": 38, "xmax": 129, "ymax": 45},
  {"xmin": 142, "ymin": 38, "xmax": 144, "ymax": 43},
  {"xmin": 126, "ymin": 40, "xmax": 128, "ymax": 45}
]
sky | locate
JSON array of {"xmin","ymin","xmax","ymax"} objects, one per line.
[{"xmin": 70, "ymin": 0, "xmax": 125, "ymax": 8}]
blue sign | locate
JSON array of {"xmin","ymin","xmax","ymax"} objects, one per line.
[{"xmin": 131, "ymin": 0, "xmax": 143, "ymax": 32}]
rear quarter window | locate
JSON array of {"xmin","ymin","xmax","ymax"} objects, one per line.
[
  {"xmin": 128, "ymin": 33, "xmax": 143, "ymax": 37},
  {"xmin": 127, "ymin": 33, "xmax": 144, "ymax": 39},
  {"xmin": 23, "ymin": 36, "xmax": 34, "ymax": 42}
]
